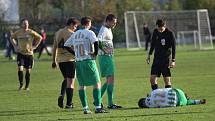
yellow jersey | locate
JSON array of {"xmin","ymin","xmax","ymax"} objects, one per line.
[
  {"xmin": 11, "ymin": 28, "xmax": 42, "ymax": 55},
  {"xmin": 53, "ymin": 27, "xmax": 75, "ymax": 63}
]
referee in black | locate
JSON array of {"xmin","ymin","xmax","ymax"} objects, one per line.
[{"xmin": 146, "ymin": 19, "xmax": 176, "ymax": 90}]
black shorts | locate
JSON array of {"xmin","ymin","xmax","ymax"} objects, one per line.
[
  {"xmin": 17, "ymin": 53, "xmax": 34, "ymax": 69},
  {"xmin": 151, "ymin": 60, "xmax": 171, "ymax": 77},
  {"xmin": 59, "ymin": 61, "xmax": 75, "ymax": 78}
]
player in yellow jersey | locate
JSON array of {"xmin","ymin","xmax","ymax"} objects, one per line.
[
  {"xmin": 52, "ymin": 17, "xmax": 79, "ymax": 109},
  {"xmin": 11, "ymin": 19, "xmax": 42, "ymax": 91}
]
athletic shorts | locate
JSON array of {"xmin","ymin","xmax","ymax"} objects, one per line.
[
  {"xmin": 98, "ymin": 55, "xmax": 115, "ymax": 77},
  {"xmin": 151, "ymin": 60, "xmax": 171, "ymax": 77},
  {"xmin": 59, "ymin": 61, "xmax": 75, "ymax": 78},
  {"xmin": 173, "ymin": 88, "xmax": 187, "ymax": 106},
  {"xmin": 17, "ymin": 53, "xmax": 34, "ymax": 69},
  {"xmin": 76, "ymin": 60, "xmax": 100, "ymax": 86}
]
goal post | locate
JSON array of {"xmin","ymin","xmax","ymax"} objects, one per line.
[{"xmin": 124, "ymin": 9, "xmax": 214, "ymax": 50}]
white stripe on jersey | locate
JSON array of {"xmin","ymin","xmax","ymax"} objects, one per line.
[
  {"xmin": 145, "ymin": 88, "xmax": 178, "ymax": 108},
  {"xmin": 98, "ymin": 25, "xmax": 114, "ymax": 55},
  {"xmin": 64, "ymin": 29, "xmax": 98, "ymax": 61}
]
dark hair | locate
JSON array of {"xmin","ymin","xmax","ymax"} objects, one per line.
[
  {"xmin": 156, "ymin": 19, "xmax": 165, "ymax": 27},
  {"xmin": 81, "ymin": 17, "xmax": 91, "ymax": 25},
  {"xmin": 106, "ymin": 14, "xmax": 117, "ymax": 22},
  {"xmin": 138, "ymin": 98, "xmax": 146, "ymax": 108},
  {"xmin": 66, "ymin": 17, "xmax": 79, "ymax": 26},
  {"xmin": 20, "ymin": 18, "xmax": 28, "ymax": 25}
]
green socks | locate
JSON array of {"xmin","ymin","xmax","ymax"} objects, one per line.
[
  {"xmin": 187, "ymin": 99, "xmax": 201, "ymax": 105},
  {"xmin": 79, "ymin": 90, "xmax": 88, "ymax": 107},
  {"xmin": 107, "ymin": 83, "xmax": 114, "ymax": 106},
  {"xmin": 93, "ymin": 88, "xmax": 102, "ymax": 106},
  {"xmin": 101, "ymin": 82, "xmax": 107, "ymax": 97}
]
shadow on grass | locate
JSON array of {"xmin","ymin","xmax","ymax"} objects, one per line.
[
  {"xmin": 0, "ymin": 108, "xmax": 82, "ymax": 117},
  {"xmin": 57, "ymin": 109, "xmax": 210, "ymax": 121}
]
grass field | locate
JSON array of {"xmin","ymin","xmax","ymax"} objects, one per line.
[{"xmin": 0, "ymin": 48, "xmax": 215, "ymax": 121}]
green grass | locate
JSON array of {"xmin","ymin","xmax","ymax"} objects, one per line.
[{"xmin": 0, "ymin": 49, "xmax": 215, "ymax": 121}]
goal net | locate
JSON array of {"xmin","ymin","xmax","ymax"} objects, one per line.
[{"xmin": 124, "ymin": 9, "xmax": 213, "ymax": 50}]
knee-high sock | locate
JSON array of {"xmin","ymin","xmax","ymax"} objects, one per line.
[
  {"xmin": 25, "ymin": 71, "xmax": 30, "ymax": 88},
  {"xmin": 151, "ymin": 84, "xmax": 158, "ymax": 90},
  {"xmin": 79, "ymin": 90, "xmax": 88, "ymax": 107},
  {"xmin": 107, "ymin": 83, "xmax": 114, "ymax": 106},
  {"xmin": 187, "ymin": 99, "xmax": 201, "ymax": 105},
  {"xmin": 101, "ymin": 82, "xmax": 107, "ymax": 97},
  {"xmin": 66, "ymin": 88, "xmax": 73, "ymax": 106},
  {"xmin": 93, "ymin": 88, "xmax": 101, "ymax": 107},
  {"xmin": 60, "ymin": 80, "xmax": 67, "ymax": 97},
  {"xmin": 18, "ymin": 71, "xmax": 23, "ymax": 86}
]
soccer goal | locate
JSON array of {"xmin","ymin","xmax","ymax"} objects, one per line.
[{"xmin": 124, "ymin": 9, "xmax": 214, "ymax": 50}]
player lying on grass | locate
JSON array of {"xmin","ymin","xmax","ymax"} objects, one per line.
[{"xmin": 138, "ymin": 88, "xmax": 206, "ymax": 108}]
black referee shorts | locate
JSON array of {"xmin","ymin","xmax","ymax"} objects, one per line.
[
  {"xmin": 151, "ymin": 60, "xmax": 171, "ymax": 77},
  {"xmin": 59, "ymin": 61, "xmax": 75, "ymax": 78},
  {"xmin": 17, "ymin": 53, "xmax": 34, "ymax": 69}
]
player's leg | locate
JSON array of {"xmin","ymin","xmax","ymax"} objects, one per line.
[
  {"xmin": 163, "ymin": 77, "xmax": 171, "ymax": 88},
  {"xmin": 162, "ymin": 66, "xmax": 172, "ymax": 88},
  {"xmin": 43, "ymin": 43, "xmax": 51, "ymax": 56},
  {"xmin": 58, "ymin": 79, "xmax": 67, "ymax": 108},
  {"xmin": 98, "ymin": 55, "xmax": 108, "ymax": 97},
  {"xmin": 24, "ymin": 69, "xmax": 31, "ymax": 90},
  {"xmin": 150, "ymin": 75, "xmax": 159, "ymax": 90},
  {"xmin": 37, "ymin": 42, "xmax": 43, "ymax": 59},
  {"xmin": 150, "ymin": 63, "xmax": 161, "ymax": 90},
  {"xmin": 145, "ymin": 35, "xmax": 150, "ymax": 51},
  {"xmin": 23, "ymin": 55, "xmax": 33, "ymax": 90},
  {"xmin": 106, "ymin": 75, "xmax": 122, "ymax": 109},
  {"xmin": 17, "ymin": 53, "xmax": 24, "ymax": 90},
  {"xmin": 79, "ymin": 86, "xmax": 91, "ymax": 114},
  {"xmin": 58, "ymin": 62, "xmax": 68, "ymax": 108},
  {"xmin": 93, "ymin": 82, "xmax": 108, "ymax": 113},
  {"xmin": 187, "ymin": 99, "xmax": 206, "ymax": 105},
  {"xmin": 65, "ymin": 61, "xmax": 76, "ymax": 109}
]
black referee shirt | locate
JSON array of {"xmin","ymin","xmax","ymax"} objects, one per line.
[{"xmin": 149, "ymin": 28, "xmax": 176, "ymax": 61}]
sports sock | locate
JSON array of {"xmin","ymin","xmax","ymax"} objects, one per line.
[
  {"xmin": 101, "ymin": 82, "xmax": 107, "ymax": 97},
  {"xmin": 165, "ymin": 85, "xmax": 172, "ymax": 88},
  {"xmin": 79, "ymin": 90, "xmax": 88, "ymax": 107},
  {"xmin": 25, "ymin": 71, "xmax": 30, "ymax": 88},
  {"xmin": 187, "ymin": 99, "xmax": 201, "ymax": 105},
  {"xmin": 60, "ymin": 80, "xmax": 67, "ymax": 96},
  {"xmin": 18, "ymin": 71, "xmax": 23, "ymax": 86},
  {"xmin": 151, "ymin": 84, "xmax": 158, "ymax": 90},
  {"xmin": 107, "ymin": 83, "xmax": 114, "ymax": 106},
  {"xmin": 66, "ymin": 88, "xmax": 73, "ymax": 106},
  {"xmin": 93, "ymin": 88, "xmax": 101, "ymax": 107}
]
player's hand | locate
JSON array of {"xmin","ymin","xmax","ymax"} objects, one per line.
[
  {"xmin": 103, "ymin": 48, "xmax": 111, "ymax": 54},
  {"xmin": 169, "ymin": 61, "xmax": 176, "ymax": 68},
  {"xmin": 89, "ymin": 52, "xmax": 97, "ymax": 59},
  {"xmin": 52, "ymin": 62, "xmax": 58, "ymax": 69},
  {"xmin": 32, "ymin": 46, "xmax": 37, "ymax": 50},
  {"xmin": 146, "ymin": 55, "xmax": 150, "ymax": 64}
]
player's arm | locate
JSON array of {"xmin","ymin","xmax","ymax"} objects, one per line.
[
  {"xmin": 147, "ymin": 29, "xmax": 156, "ymax": 64},
  {"xmin": 89, "ymin": 31, "xmax": 99, "ymax": 58},
  {"xmin": 170, "ymin": 31, "xmax": 176, "ymax": 68},
  {"xmin": 64, "ymin": 35, "xmax": 75, "ymax": 55},
  {"xmin": 52, "ymin": 32, "xmax": 58, "ymax": 68},
  {"xmin": 10, "ymin": 32, "xmax": 19, "ymax": 52},
  {"xmin": 94, "ymin": 41, "xmax": 99, "ymax": 56},
  {"xmin": 31, "ymin": 30, "xmax": 42, "ymax": 49}
]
